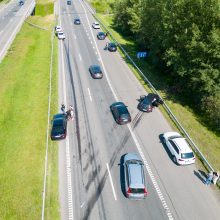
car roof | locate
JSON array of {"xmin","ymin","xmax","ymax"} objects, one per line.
[
  {"xmin": 127, "ymin": 163, "xmax": 144, "ymax": 188},
  {"xmin": 172, "ymin": 138, "xmax": 192, "ymax": 153},
  {"xmin": 142, "ymin": 96, "xmax": 151, "ymax": 104},
  {"xmin": 98, "ymin": 32, "xmax": 105, "ymax": 35},
  {"xmin": 53, "ymin": 118, "xmax": 65, "ymax": 126}
]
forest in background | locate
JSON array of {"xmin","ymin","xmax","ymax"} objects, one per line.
[{"xmin": 91, "ymin": 0, "xmax": 220, "ymax": 132}]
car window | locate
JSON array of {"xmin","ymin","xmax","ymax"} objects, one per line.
[
  {"xmin": 130, "ymin": 188, "xmax": 145, "ymax": 194},
  {"xmin": 181, "ymin": 152, "xmax": 194, "ymax": 159},
  {"xmin": 125, "ymin": 164, "xmax": 129, "ymax": 185},
  {"xmin": 169, "ymin": 140, "xmax": 179, "ymax": 154}
]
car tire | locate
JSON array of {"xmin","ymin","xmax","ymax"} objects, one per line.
[{"xmin": 173, "ymin": 156, "xmax": 177, "ymax": 164}]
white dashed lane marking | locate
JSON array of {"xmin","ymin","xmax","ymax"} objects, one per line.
[{"xmin": 88, "ymin": 88, "xmax": 92, "ymax": 101}]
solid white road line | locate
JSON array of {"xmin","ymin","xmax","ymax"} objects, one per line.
[
  {"xmin": 41, "ymin": 20, "xmax": 54, "ymax": 220},
  {"xmin": 106, "ymin": 163, "xmax": 117, "ymax": 201},
  {"xmin": 79, "ymin": 1, "xmax": 174, "ymax": 219},
  {"xmin": 60, "ymin": 1, "xmax": 74, "ymax": 219},
  {"xmin": 88, "ymin": 88, "xmax": 92, "ymax": 102}
]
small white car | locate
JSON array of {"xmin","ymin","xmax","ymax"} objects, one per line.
[
  {"xmin": 57, "ymin": 31, "xmax": 65, "ymax": 40},
  {"xmin": 92, "ymin": 22, "xmax": 100, "ymax": 29},
  {"xmin": 55, "ymin": 26, "xmax": 62, "ymax": 35},
  {"xmin": 162, "ymin": 132, "xmax": 195, "ymax": 165}
]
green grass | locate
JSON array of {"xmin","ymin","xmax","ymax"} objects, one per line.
[
  {"xmin": 96, "ymin": 13, "xmax": 220, "ymax": 171},
  {"xmin": 35, "ymin": 2, "xmax": 54, "ymax": 16},
  {"xmin": 0, "ymin": 12, "xmax": 59, "ymax": 220}
]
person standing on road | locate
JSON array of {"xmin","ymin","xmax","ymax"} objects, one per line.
[
  {"xmin": 212, "ymin": 171, "xmax": 219, "ymax": 185},
  {"xmin": 61, "ymin": 104, "xmax": 65, "ymax": 114},
  {"xmin": 205, "ymin": 170, "xmax": 213, "ymax": 185}
]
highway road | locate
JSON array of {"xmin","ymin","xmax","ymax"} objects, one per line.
[
  {"xmin": 0, "ymin": 0, "xmax": 35, "ymax": 62},
  {"xmin": 57, "ymin": 0, "xmax": 220, "ymax": 219}
]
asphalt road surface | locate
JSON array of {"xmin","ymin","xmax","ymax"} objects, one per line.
[
  {"xmin": 0, "ymin": 0, "xmax": 35, "ymax": 62},
  {"xmin": 57, "ymin": 0, "xmax": 220, "ymax": 219}
]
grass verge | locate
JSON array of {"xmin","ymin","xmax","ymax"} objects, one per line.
[
  {"xmin": 96, "ymin": 13, "xmax": 220, "ymax": 171},
  {"xmin": 0, "ymin": 8, "xmax": 59, "ymax": 220}
]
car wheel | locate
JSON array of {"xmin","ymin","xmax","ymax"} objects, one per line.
[{"xmin": 173, "ymin": 156, "xmax": 177, "ymax": 164}]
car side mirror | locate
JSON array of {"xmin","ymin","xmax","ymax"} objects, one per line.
[{"xmin": 140, "ymin": 95, "xmax": 145, "ymax": 100}]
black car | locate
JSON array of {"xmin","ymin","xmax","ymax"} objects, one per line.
[
  {"xmin": 74, "ymin": 18, "xmax": 81, "ymax": 25},
  {"xmin": 138, "ymin": 95, "xmax": 153, "ymax": 112},
  {"xmin": 51, "ymin": 114, "xmax": 67, "ymax": 140},
  {"xmin": 67, "ymin": 0, "xmax": 71, "ymax": 5},
  {"xmin": 110, "ymin": 102, "xmax": 131, "ymax": 125},
  {"xmin": 147, "ymin": 93, "xmax": 164, "ymax": 107},
  {"xmin": 89, "ymin": 65, "xmax": 103, "ymax": 79},
  {"xmin": 97, "ymin": 32, "xmax": 106, "ymax": 40},
  {"xmin": 107, "ymin": 42, "xmax": 117, "ymax": 52}
]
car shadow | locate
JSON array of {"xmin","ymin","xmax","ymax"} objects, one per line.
[{"xmin": 119, "ymin": 154, "xmax": 126, "ymax": 197}]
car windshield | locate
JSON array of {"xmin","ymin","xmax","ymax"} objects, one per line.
[
  {"xmin": 130, "ymin": 188, "xmax": 145, "ymax": 194},
  {"xmin": 181, "ymin": 152, "xmax": 194, "ymax": 159},
  {"xmin": 58, "ymin": 32, "xmax": 64, "ymax": 35},
  {"xmin": 168, "ymin": 135, "xmax": 182, "ymax": 140},
  {"xmin": 93, "ymin": 66, "xmax": 101, "ymax": 72},
  {"xmin": 127, "ymin": 159, "xmax": 143, "ymax": 165},
  {"xmin": 99, "ymin": 32, "xmax": 105, "ymax": 36}
]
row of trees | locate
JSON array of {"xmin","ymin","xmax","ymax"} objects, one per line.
[{"xmin": 113, "ymin": 0, "xmax": 220, "ymax": 130}]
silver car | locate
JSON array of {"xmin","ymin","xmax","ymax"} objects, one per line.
[{"xmin": 123, "ymin": 153, "xmax": 147, "ymax": 199}]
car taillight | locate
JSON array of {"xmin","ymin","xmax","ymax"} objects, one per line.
[
  {"xmin": 144, "ymin": 188, "xmax": 147, "ymax": 196},
  {"xmin": 178, "ymin": 159, "xmax": 184, "ymax": 161},
  {"xmin": 127, "ymin": 187, "xmax": 131, "ymax": 196}
]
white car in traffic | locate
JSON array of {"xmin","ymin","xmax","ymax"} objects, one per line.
[
  {"xmin": 57, "ymin": 31, "xmax": 65, "ymax": 40},
  {"xmin": 92, "ymin": 22, "xmax": 100, "ymax": 29},
  {"xmin": 55, "ymin": 25, "xmax": 62, "ymax": 35},
  {"xmin": 162, "ymin": 132, "xmax": 195, "ymax": 165}
]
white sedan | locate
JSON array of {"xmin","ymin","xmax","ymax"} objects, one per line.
[
  {"xmin": 57, "ymin": 31, "xmax": 65, "ymax": 40},
  {"xmin": 162, "ymin": 132, "xmax": 195, "ymax": 165},
  {"xmin": 55, "ymin": 26, "xmax": 62, "ymax": 35},
  {"xmin": 92, "ymin": 22, "xmax": 100, "ymax": 29}
]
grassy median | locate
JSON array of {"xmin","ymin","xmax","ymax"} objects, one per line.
[
  {"xmin": 0, "ymin": 1, "xmax": 59, "ymax": 219},
  {"xmin": 95, "ymin": 13, "xmax": 220, "ymax": 172}
]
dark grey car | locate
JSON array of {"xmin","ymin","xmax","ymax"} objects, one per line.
[
  {"xmin": 89, "ymin": 65, "xmax": 103, "ymax": 79},
  {"xmin": 110, "ymin": 102, "xmax": 131, "ymax": 125},
  {"xmin": 97, "ymin": 32, "xmax": 106, "ymax": 40}
]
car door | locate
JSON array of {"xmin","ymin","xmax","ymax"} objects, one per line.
[
  {"xmin": 112, "ymin": 106, "xmax": 118, "ymax": 120},
  {"xmin": 169, "ymin": 140, "xmax": 179, "ymax": 156},
  {"xmin": 166, "ymin": 139, "xmax": 175, "ymax": 155}
]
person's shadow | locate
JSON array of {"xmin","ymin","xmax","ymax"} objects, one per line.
[{"xmin": 194, "ymin": 170, "xmax": 207, "ymax": 183}]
